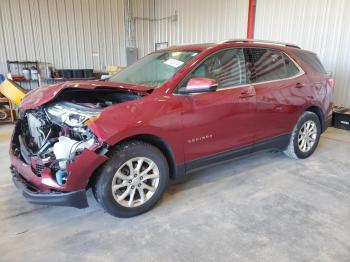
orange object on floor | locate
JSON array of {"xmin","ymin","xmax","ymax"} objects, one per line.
[{"xmin": 0, "ymin": 97, "xmax": 15, "ymax": 123}]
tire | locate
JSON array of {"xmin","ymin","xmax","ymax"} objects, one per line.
[
  {"xmin": 284, "ymin": 111, "xmax": 321, "ymax": 159},
  {"xmin": 93, "ymin": 140, "xmax": 169, "ymax": 218}
]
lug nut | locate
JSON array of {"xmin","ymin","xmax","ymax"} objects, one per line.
[
  {"xmin": 128, "ymin": 180, "xmax": 132, "ymax": 183},
  {"xmin": 140, "ymin": 176, "xmax": 143, "ymax": 180},
  {"xmin": 138, "ymin": 183, "xmax": 141, "ymax": 187},
  {"xmin": 131, "ymin": 185, "xmax": 135, "ymax": 189},
  {"xmin": 134, "ymin": 174, "xmax": 137, "ymax": 178}
]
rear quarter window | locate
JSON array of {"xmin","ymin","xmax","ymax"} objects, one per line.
[
  {"xmin": 293, "ymin": 50, "xmax": 327, "ymax": 74},
  {"xmin": 284, "ymin": 54, "xmax": 300, "ymax": 77}
]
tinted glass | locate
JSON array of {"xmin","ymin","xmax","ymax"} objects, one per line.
[
  {"xmin": 293, "ymin": 50, "xmax": 326, "ymax": 74},
  {"xmin": 109, "ymin": 51, "xmax": 199, "ymax": 88},
  {"xmin": 245, "ymin": 48, "xmax": 287, "ymax": 83},
  {"xmin": 284, "ymin": 54, "xmax": 300, "ymax": 77},
  {"xmin": 189, "ymin": 48, "xmax": 246, "ymax": 89}
]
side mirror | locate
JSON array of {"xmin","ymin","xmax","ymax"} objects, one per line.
[{"xmin": 178, "ymin": 77, "xmax": 218, "ymax": 94}]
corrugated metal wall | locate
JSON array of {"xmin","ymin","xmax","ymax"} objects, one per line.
[
  {"xmin": 1, "ymin": 0, "xmax": 349, "ymax": 106},
  {"xmin": 154, "ymin": 0, "xmax": 248, "ymax": 47},
  {"xmin": 0, "ymin": 0, "xmax": 126, "ymax": 75},
  {"xmin": 132, "ymin": 0, "xmax": 155, "ymax": 58},
  {"xmin": 120, "ymin": 0, "xmax": 249, "ymax": 58},
  {"xmin": 254, "ymin": 0, "xmax": 350, "ymax": 107}
]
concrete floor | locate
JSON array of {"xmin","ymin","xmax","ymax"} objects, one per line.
[{"xmin": 0, "ymin": 124, "xmax": 349, "ymax": 262}]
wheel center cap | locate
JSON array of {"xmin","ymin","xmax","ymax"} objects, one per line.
[{"xmin": 132, "ymin": 177, "xmax": 140, "ymax": 185}]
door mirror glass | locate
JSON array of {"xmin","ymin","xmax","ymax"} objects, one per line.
[{"xmin": 179, "ymin": 77, "xmax": 218, "ymax": 94}]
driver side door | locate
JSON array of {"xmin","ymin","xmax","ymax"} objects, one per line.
[{"xmin": 178, "ymin": 48, "xmax": 256, "ymax": 167}]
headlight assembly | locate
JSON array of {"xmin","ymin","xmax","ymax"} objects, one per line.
[{"xmin": 46, "ymin": 102, "xmax": 101, "ymax": 127}]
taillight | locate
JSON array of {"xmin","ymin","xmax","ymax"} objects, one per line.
[{"xmin": 327, "ymin": 78, "xmax": 334, "ymax": 88}]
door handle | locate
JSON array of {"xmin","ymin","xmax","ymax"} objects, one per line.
[
  {"xmin": 295, "ymin": 83, "xmax": 304, "ymax": 89},
  {"xmin": 239, "ymin": 86, "xmax": 255, "ymax": 98},
  {"xmin": 239, "ymin": 92, "xmax": 254, "ymax": 98}
]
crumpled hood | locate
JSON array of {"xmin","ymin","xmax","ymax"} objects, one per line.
[{"xmin": 20, "ymin": 80, "xmax": 153, "ymax": 111}]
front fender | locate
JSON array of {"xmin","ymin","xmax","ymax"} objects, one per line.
[{"xmin": 88, "ymin": 96, "xmax": 186, "ymax": 164}]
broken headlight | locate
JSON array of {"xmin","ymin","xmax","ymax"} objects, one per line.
[{"xmin": 46, "ymin": 102, "xmax": 101, "ymax": 127}]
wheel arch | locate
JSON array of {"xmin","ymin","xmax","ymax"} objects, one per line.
[
  {"xmin": 122, "ymin": 134, "xmax": 178, "ymax": 179},
  {"xmin": 90, "ymin": 134, "xmax": 181, "ymax": 186},
  {"xmin": 305, "ymin": 106, "xmax": 325, "ymax": 132}
]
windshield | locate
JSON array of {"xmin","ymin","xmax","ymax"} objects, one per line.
[{"xmin": 109, "ymin": 51, "xmax": 199, "ymax": 88}]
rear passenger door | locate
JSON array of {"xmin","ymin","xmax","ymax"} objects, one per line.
[{"xmin": 244, "ymin": 48, "xmax": 308, "ymax": 144}]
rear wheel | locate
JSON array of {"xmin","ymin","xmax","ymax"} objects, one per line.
[
  {"xmin": 284, "ymin": 111, "xmax": 321, "ymax": 159},
  {"xmin": 93, "ymin": 140, "xmax": 169, "ymax": 218}
]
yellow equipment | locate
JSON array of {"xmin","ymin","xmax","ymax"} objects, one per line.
[{"xmin": 0, "ymin": 79, "xmax": 27, "ymax": 105}]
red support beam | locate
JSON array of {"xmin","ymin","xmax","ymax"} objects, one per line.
[{"xmin": 247, "ymin": 0, "xmax": 257, "ymax": 39}]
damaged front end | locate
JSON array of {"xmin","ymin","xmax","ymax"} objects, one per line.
[
  {"xmin": 18, "ymin": 101, "xmax": 106, "ymax": 184},
  {"xmin": 10, "ymin": 86, "xmax": 145, "ymax": 208}
]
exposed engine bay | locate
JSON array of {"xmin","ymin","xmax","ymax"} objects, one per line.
[{"xmin": 12, "ymin": 87, "xmax": 144, "ymax": 186}]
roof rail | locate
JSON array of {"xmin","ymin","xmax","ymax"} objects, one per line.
[{"xmin": 219, "ymin": 39, "xmax": 301, "ymax": 49}]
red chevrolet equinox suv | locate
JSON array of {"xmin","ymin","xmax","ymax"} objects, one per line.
[{"xmin": 10, "ymin": 39, "xmax": 333, "ymax": 217}]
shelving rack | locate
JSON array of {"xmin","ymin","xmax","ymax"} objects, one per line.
[{"xmin": 6, "ymin": 60, "xmax": 40, "ymax": 90}]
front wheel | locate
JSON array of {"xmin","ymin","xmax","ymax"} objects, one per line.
[
  {"xmin": 93, "ymin": 141, "xmax": 169, "ymax": 217},
  {"xmin": 284, "ymin": 111, "xmax": 321, "ymax": 159}
]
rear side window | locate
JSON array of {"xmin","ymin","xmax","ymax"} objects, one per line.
[
  {"xmin": 293, "ymin": 50, "xmax": 326, "ymax": 74},
  {"xmin": 244, "ymin": 48, "xmax": 300, "ymax": 83}
]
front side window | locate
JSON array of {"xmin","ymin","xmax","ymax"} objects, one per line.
[
  {"xmin": 109, "ymin": 51, "xmax": 199, "ymax": 88},
  {"xmin": 187, "ymin": 48, "xmax": 247, "ymax": 89},
  {"xmin": 245, "ymin": 48, "xmax": 300, "ymax": 83}
]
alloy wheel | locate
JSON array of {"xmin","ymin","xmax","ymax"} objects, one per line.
[
  {"xmin": 111, "ymin": 157, "xmax": 160, "ymax": 208},
  {"xmin": 298, "ymin": 120, "xmax": 317, "ymax": 153}
]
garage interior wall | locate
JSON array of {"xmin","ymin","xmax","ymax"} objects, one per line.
[
  {"xmin": 131, "ymin": 0, "xmax": 155, "ymax": 58},
  {"xmin": 0, "ymin": 0, "xmax": 248, "ymax": 71},
  {"xmin": 131, "ymin": 0, "xmax": 248, "ymax": 57},
  {"xmin": 0, "ymin": 0, "xmax": 349, "ymax": 106},
  {"xmin": 153, "ymin": 0, "xmax": 248, "ymax": 48},
  {"xmin": 0, "ymin": 0, "xmax": 126, "ymax": 73},
  {"xmin": 254, "ymin": 0, "xmax": 350, "ymax": 107}
]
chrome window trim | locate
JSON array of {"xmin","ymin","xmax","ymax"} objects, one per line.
[
  {"xmin": 248, "ymin": 70, "xmax": 304, "ymax": 87},
  {"xmin": 173, "ymin": 83, "xmax": 252, "ymax": 96},
  {"xmin": 217, "ymin": 51, "xmax": 305, "ymax": 90},
  {"xmin": 215, "ymin": 83, "xmax": 252, "ymax": 92},
  {"xmin": 173, "ymin": 47, "xmax": 305, "ymax": 96}
]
